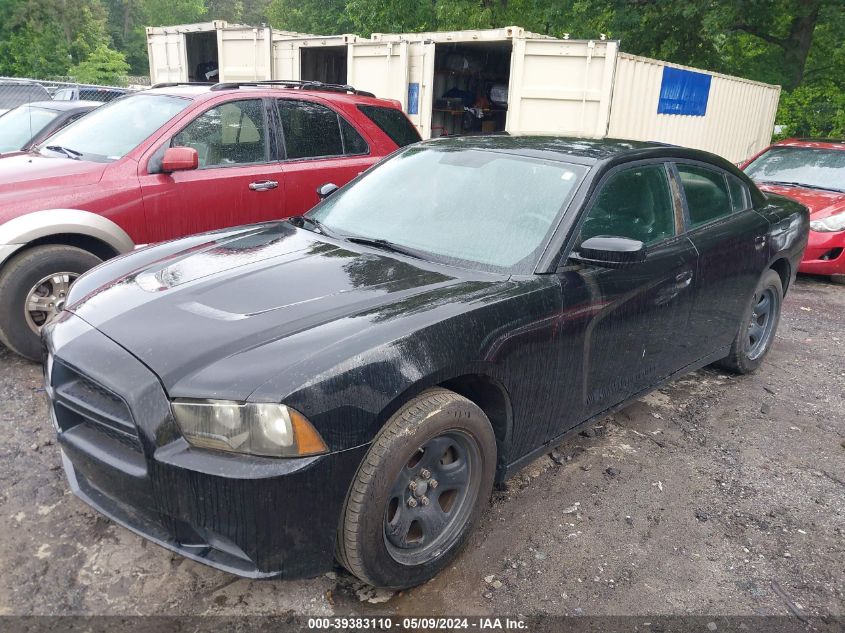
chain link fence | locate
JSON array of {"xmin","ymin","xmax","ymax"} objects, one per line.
[{"xmin": 0, "ymin": 76, "xmax": 148, "ymax": 115}]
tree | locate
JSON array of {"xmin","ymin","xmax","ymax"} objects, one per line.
[
  {"xmin": 267, "ymin": 0, "xmax": 353, "ymax": 34},
  {"xmin": 69, "ymin": 42, "xmax": 130, "ymax": 83},
  {"xmin": 142, "ymin": 0, "xmax": 206, "ymax": 26}
]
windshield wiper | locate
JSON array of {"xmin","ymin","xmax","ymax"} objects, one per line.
[
  {"xmin": 288, "ymin": 215, "xmax": 338, "ymax": 237},
  {"xmin": 44, "ymin": 145, "xmax": 82, "ymax": 160},
  {"xmin": 346, "ymin": 236, "xmax": 429, "ymax": 260},
  {"xmin": 761, "ymin": 180, "xmax": 845, "ymax": 193}
]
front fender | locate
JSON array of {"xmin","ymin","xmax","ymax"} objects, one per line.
[{"xmin": 0, "ymin": 209, "xmax": 135, "ymax": 266}]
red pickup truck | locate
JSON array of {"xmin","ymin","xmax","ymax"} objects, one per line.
[{"xmin": 0, "ymin": 81, "xmax": 420, "ymax": 360}]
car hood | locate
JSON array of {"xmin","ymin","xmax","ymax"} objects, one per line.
[
  {"xmin": 0, "ymin": 152, "xmax": 106, "ymax": 195},
  {"xmin": 68, "ymin": 222, "xmax": 477, "ymax": 397},
  {"xmin": 758, "ymin": 183, "xmax": 845, "ymax": 220}
]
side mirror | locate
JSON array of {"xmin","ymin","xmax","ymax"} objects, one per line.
[
  {"xmin": 162, "ymin": 146, "xmax": 198, "ymax": 172},
  {"xmin": 570, "ymin": 236, "xmax": 646, "ymax": 268},
  {"xmin": 316, "ymin": 182, "xmax": 339, "ymax": 199}
]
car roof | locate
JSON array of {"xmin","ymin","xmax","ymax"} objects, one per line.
[
  {"xmin": 22, "ymin": 100, "xmax": 101, "ymax": 112},
  {"xmin": 142, "ymin": 83, "xmax": 402, "ymax": 108},
  {"xmin": 773, "ymin": 137, "xmax": 845, "ymax": 151},
  {"xmin": 422, "ymin": 134, "xmax": 718, "ymax": 167}
]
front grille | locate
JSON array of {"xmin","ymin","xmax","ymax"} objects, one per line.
[{"xmin": 50, "ymin": 360, "xmax": 142, "ymax": 451}]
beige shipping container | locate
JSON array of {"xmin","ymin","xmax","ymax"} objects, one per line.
[
  {"xmin": 147, "ymin": 24, "xmax": 780, "ymax": 161},
  {"xmin": 146, "ymin": 22, "xmax": 311, "ymax": 84},
  {"xmin": 608, "ymin": 53, "xmax": 781, "ymax": 163}
]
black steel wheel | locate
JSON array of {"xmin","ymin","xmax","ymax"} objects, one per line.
[
  {"xmin": 717, "ymin": 269, "xmax": 783, "ymax": 374},
  {"xmin": 337, "ymin": 388, "xmax": 496, "ymax": 589},
  {"xmin": 383, "ymin": 430, "xmax": 482, "ymax": 566}
]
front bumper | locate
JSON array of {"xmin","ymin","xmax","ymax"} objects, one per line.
[
  {"xmin": 44, "ymin": 312, "xmax": 366, "ymax": 579},
  {"xmin": 799, "ymin": 230, "xmax": 845, "ymax": 276}
]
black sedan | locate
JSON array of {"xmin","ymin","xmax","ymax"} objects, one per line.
[
  {"xmin": 43, "ymin": 136, "xmax": 808, "ymax": 589},
  {"xmin": 0, "ymin": 100, "xmax": 99, "ymax": 154}
]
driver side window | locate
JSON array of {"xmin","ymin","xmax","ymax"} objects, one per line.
[
  {"xmin": 171, "ymin": 99, "xmax": 267, "ymax": 168},
  {"xmin": 578, "ymin": 164, "xmax": 676, "ymax": 246}
]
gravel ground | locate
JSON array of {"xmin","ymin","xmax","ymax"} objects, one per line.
[{"xmin": 0, "ymin": 275, "xmax": 842, "ymax": 618}]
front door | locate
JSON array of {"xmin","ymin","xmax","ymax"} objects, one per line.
[
  {"xmin": 553, "ymin": 162, "xmax": 698, "ymax": 433},
  {"xmin": 140, "ymin": 98, "xmax": 285, "ymax": 243}
]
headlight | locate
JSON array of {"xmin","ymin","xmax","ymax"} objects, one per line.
[
  {"xmin": 810, "ymin": 211, "xmax": 845, "ymax": 232},
  {"xmin": 171, "ymin": 400, "xmax": 328, "ymax": 458}
]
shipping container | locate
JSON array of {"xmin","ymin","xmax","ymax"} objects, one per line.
[
  {"xmin": 147, "ymin": 24, "xmax": 780, "ymax": 161},
  {"xmin": 146, "ymin": 21, "xmax": 312, "ymax": 84}
]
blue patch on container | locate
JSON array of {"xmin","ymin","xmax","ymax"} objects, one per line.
[
  {"xmin": 657, "ymin": 67, "xmax": 711, "ymax": 116},
  {"xmin": 407, "ymin": 82, "xmax": 419, "ymax": 115}
]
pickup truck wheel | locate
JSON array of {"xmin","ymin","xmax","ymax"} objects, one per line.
[
  {"xmin": 337, "ymin": 388, "xmax": 496, "ymax": 589},
  {"xmin": 717, "ymin": 269, "xmax": 783, "ymax": 375},
  {"xmin": 0, "ymin": 245, "xmax": 101, "ymax": 361}
]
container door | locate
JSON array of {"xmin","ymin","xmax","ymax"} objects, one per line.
[
  {"xmin": 347, "ymin": 41, "xmax": 409, "ymax": 108},
  {"xmin": 147, "ymin": 31, "xmax": 187, "ymax": 84},
  {"xmin": 218, "ymin": 27, "xmax": 273, "ymax": 82},
  {"xmin": 273, "ymin": 39, "xmax": 304, "ymax": 80},
  {"xmin": 411, "ymin": 41, "xmax": 436, "ymax": 139},
  {"xmin": 507, "ymin": 38, "xmax": 618, "ymax": 137}
]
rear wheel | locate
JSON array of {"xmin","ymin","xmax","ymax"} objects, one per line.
[
  {"xmin": 717, "ymin": 269, "xmax": 783, "ymax": 374},
  {"xmin": 0, "ymin": 245, "xmax": 101, "ymax": 361},
  {"xmin": 336, "ymin": 388, "xmax": 496, "ymax": 589}
]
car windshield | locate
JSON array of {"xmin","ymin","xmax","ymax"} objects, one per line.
[
  {"xmin": 0, "ymin": 105, "xmax": 59, "ymax": 152},
  {"xmin": 309, "ymin": 145, "xmax": 586, "ymax": 274},
  {"xmin": 745, "ymin": 146, "xmax": 845, "ymax": 192},
  {"xmin": 39, "ymin": 93, "xmax": 190, "ymax": 162}
]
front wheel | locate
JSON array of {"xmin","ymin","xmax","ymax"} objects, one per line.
[
  {"xmin": 336, "ymin": 388, "xmax": 496, "ymax": 589},
  {"xmin": 717, "ymin": 269, "xmax": 783, "ymax": 374},
  {"xmin": 0, "ymin": 245, "xmax": 102, "ymax": 361}
]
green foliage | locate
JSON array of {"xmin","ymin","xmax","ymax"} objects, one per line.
[
  {"xmin": 777, "ymin": 83, "xmax": 845, "ymax": 138},
  {"xmin": 0, "ymin": 0, "xmax": 841, "ymax": 137},
  {"xmin": 266, "ymin": 0, "xmax": 353, "ymax": 34},
  {"xmin": 69, "ymin": 43, "xmax": 130, "ymax": 84}
]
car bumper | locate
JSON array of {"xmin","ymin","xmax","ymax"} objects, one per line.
[
  {"xmin": 799, "ymin": 230, "xmax": 845, "ymax": 276},
  {"xmin": 43, "ymin": 312, "xmax": 366, "ymax": 579}
]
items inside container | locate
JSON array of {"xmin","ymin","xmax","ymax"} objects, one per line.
[
  {"xmin": 186, "ymin": 31, "xmax": 219, "ymax": 82},
  {"xmin": 430, "ymin": 41, "xmax": 512, "ymax": 137}
]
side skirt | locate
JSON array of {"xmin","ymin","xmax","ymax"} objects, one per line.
[{"xmin": 497, "ymin": 345, "xmax": 731, "ymax": 483}]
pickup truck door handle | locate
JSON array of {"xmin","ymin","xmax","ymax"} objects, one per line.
[{"xmin": 249, "ymin": 180, "xmax": 278, "ymax": 191}]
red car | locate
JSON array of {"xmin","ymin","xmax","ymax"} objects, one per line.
[
  {"xmin": 0, "ymin": 81, "xmax": 420, "ymax": 360},
  {"xmin": 742, "ymin": 138, "xmax": 845, "ymax": 283}
]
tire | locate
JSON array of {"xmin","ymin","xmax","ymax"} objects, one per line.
[
  {"xmin": 337, "ymin": 388, "xmax": 496, "ymax": 589},
  {"xmin": 717, "ymin": 269, "xmax": 783, "ymax": 374},
  {"xmin": 0, "ymin": 245, "xmax": 102, "ymax": 361}
]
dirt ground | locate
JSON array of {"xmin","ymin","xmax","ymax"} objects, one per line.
[{"xmin": 0, "ymin": 275, "xmax": 842, "ymax": 619}]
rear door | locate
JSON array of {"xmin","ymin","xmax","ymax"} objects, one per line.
[
  {"xmin": 673, "ymin": 162, "xmax": 770, "ymax": 354},
  {"xmin": 275, "ymin": 97, "xmax": 377, "ymax": 216},
  {"xmin": 552, "ymin": 161, "xmax": 697, "ymax": 432},
  {"xmin": 140, "ymin": 97, "xmax": 285, "ymax": 243}
]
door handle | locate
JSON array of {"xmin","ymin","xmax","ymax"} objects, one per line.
[
  {"xmin": 249, "ymin": 180, "xmax": 278, "ymax": 191},
  {"xmin": 674, "ymin": 270, "xmax": 693, "ymax": 288},
  {"xmin": 754, "ymin": 235, "xmax": 767, "ymax": 249}
]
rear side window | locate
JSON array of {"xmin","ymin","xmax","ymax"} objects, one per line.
[
  {"xmin": 677, "ymin": 165, "xmax": 733, "ymax": 227},
  {"xmin": 727, "ymin": 176, "xmax": 749, "ymax": 211},
  {"xmin": 357, "ymin": 105, "xmax": 421, "ymax": 147},
  {"xmin": 278, "ymin": 99, "xmax": 368, "ymax": 159}
]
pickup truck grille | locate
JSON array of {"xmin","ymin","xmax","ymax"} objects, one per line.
[{"xmin": 49, "ymin": 360, "xmax": 142, "ymax": 451}]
